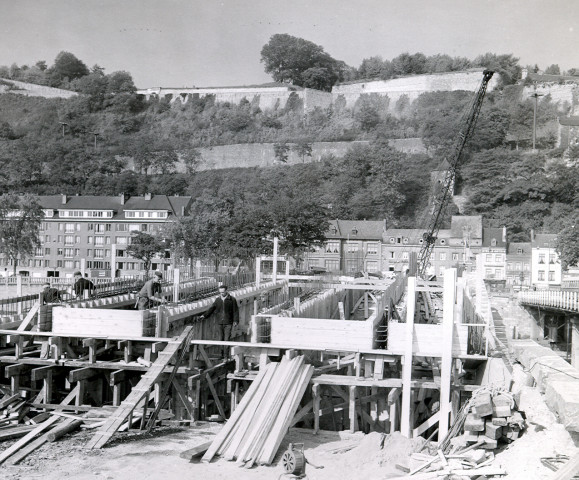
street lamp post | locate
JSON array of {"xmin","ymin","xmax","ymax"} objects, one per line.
[
  {"xmin": 530, "ymin": 90, "xmax": 544, "ymax": 151},
  {"xmin": 58, "ymin": 122, "xmax": 68, "ymax": 138},
  {"xmin": 92, "ymin": 132, "xmax": 100, "ymax": 150}
]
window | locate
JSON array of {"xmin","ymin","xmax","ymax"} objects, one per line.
[
  {"xmin": 440, "ymin": 239, "xmax": 446, "ymax": 245},
  {"xmin": 402, "ymin": 252, "xmax": 409, "ymax": 261},
  {"xmin": 325, "ymin": 241, "xmax": 340, "ymax": 253},
  {"xmin": 548, "ymin": 271, "xmax": 555, "ymax": 281},
  {"xmin": 524, "ymin": 263, "xmax": 530, "ymax": 271},
  {"xmin": 485, "ymin": 268, "xmax": 492, "ymax": 277},
  {"xmin": 346, "ymin": 260, "xmax": 358, "ymax": 272},
  {"xmin": 57, "ymin": 235, "xmax": 63, "ymax": 243},
  {"xmin": 65, "ymin": 223, "xmax": 75, "ymax": 233},
  {"xmin": 87, "ymin": 236, "xmax": 93, "ymax": 244},
  {"xmin": 517, "ymin": 248, "xmax": 523, "ymax": 254},
  {"xmin": 95, "ymin": 249, "xmax": 104, "ymax": 259},
  {"xmin": 128, "ymin": 224, "xmax": 140, "ymax": 232},
  {"xmin": 389, "ymin": 237, "xmax": 395, "ymax": 244},
  {"xmin": 105, "ymin": 250, "xmax": 111, "ymax": 258},
  {"xmin": 452, "ymin": 253, "xmax": 459, "ymax": 261},
  {"xmin": 45, "ymin": 235, "xmax": 51, "ymax": 242},
  {"xmin": 95, "ymin": 224, "xmax": 105, "ymax": 234},
  {"xmin": 44, "ymin": 248, "xmax": 51, "ymax": 255},
  {"xmin": 439, "ymin": 253, "xmax": 446, "ymax": 261},
  {"xmin": 75, "ymin": 248, "xmax": 80, "ymax": 256},
  {"xmin": 87, "ymin": 249, "xmax": 92, "ymax": 257},
  {"xmin": 486, "ymin": 254, "xmax": 492, "ymax": 261},
  {"xmin": 346, "ymin": 242, "xmax": 358, "ymax": 253},
  {"xmin": 117, "ymin": 262, "xmax": 124, "ymax": 269},
  {"xmin": 57, "ymin": 260, "xmax": 63, "ymax": 268},
  {"xmin": 491, "ymin": 239, "xmax": 497, "ymax": 247},
  {"xmin": 35, "ymin": 247, "xmax": 43, "ymax": 256},
  {"xmin": 64, "ymin": 235, "xmax": 74, "ymax": 246},
  {"xmin": 389, "ymin": 251, "xmax": 395, "ymax": 259},
  {"xmin": 57, "ymin": 248, "xmax": 63, "ymax": 256},
  {"xmin": 74, "ymin": 261, "xmax": 80, "ymax": 268},
  {"xmin": 549, "ymin": 254, "xmax": 556, "ymax": 264},
  {"xmin": 34, "ymin": 259, "xmax": 42, "ymax": 267},
  {"xmin": 95, "ymin": 237, "xmax": 105, "ymax": 246},
  {"xmin": 116, "ymin": 224, "xmax": 129, "ymax": 232},
  {"xmin": 367, "ymin": 243, "xmax": 378, "ymax": 255},
  {"xmin": 539, "ymin": 254, "xmax": 545, "ymax": 264},
  {"xmin": 75, "ymin": 236, "xmax": 81, "ymax": 244},
  {"xmin": 44, "ymin": 260, "xmax": 50, "ymax": 267},
  {"xmin": 140, "ymin": 224, "xmax": 148, "ymax": 232},
  {"xmin": 106, "ymin": 224, "xmax": 111, "ymax": 232},
  {"xmin": 64, "ymin": 260, "xmax": 74, "ymax": 269},
  {"xmin": 403, "ymin": 238, "xmax": 409, "ymax": 244},
  {"xmin": 64, "ymin": 248, "xmax": 74, "ymax": 258},
  {"xmin": 325, "ymin": 260, "xmax": 340, "ymax": 271},
  {"xmin": 538, "ymin": 270, "xmax": 545, "ymax": 281},
  {"xmin": 116, "ymin": 236, "xmax": 127, "ymax": 245},
  {"xmin": 495, "ymin": 254, "xmax": 502, "ymax": 262},
  {"xmin": 515, "ymin": 262, "xmax": 521, "ymax": 270},
  {"xmin": 116, "ymin": 250, "xmax": 124, "ymax": 257},
  {"xmin": 366, "ymin": 261, "xmax": 378, "ymax": 272},
  {"xmin": 105, "ymin": 236, "xmax": 111, "ymax": 245},
  {"xmin": 495, "ymin": 269, "xmax": 502, "ymax": 278}
]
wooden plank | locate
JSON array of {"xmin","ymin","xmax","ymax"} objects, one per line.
[
  {"xmin": 171, "ymin": 379, "xmax": 195, "ymax": 419},
  {"xmin": 69, "ymin": 368, "xmax": 100, "ymax": 383},
  {"xmin": 179, "ymin": 441, "xmax": 213, "ymax": 461},
  {"xmin": 552, "ymin": 452, "xmax": 579, "ymax": 480},
  {"xmin": 205, "ymin": 373, "xmax": 227, "ymax": 420},
  {"xmin": 439, "ymin": 268, "xmax": 456, "ymax": 442},
  {"xmin": 0, "ymin": 385, "xmax": 79, "ymax": 465},
  {"xmin": 17, "ymin": 302, "xmax": 40, "ymax": 332},
  {"xmin": 401, "ymin": 276, "xmax": 416, "ymax": 438},
  {"xmin": 413, "ymin": 411, "xmax": 440, "ymax": 437}
]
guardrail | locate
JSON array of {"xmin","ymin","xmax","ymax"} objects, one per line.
[{"xmin": 519, "ymin": 289, "xmax": 579, "ymax": 312}]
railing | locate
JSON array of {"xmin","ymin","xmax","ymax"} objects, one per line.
[
  {"xmin": 0, "ymin": 293, "xmax": 39, "ymax": 316},
  {"xmin": 519, "ymin": 289, "xmax": 579, "ymax": 312}
]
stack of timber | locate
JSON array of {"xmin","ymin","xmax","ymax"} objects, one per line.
[
  {"xmin": 452, "ymin": 387, "xmax": 527, "ymax": 451},
  {"xmin": 202, "ymin": 355, "xmax": 313, "ymax": 467}
]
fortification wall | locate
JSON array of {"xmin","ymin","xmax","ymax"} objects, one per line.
[
  {"xmin": 332, "ymin": 70, "xmax": 499, "ymax": 110},
  {"xmin": 522, "ymin": 83, "xmax": 577, "ymax": 108},
  {"xmin": 137, "ymin": 85, "xmax": 332, "ymax": 113},
  {"xmin": 0, "ymin": 78, "xmax": 78, "ymax": 99},
  {"xmin": 176, "ymin": 138, "xmax": 426, "ymax": 171}
]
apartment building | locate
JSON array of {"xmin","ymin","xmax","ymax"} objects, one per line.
[
  {"xmin": 1, "ymin": 194, "xmax": 191, "ymax": 278},
  {"xmin": 531, "ymin": 233, "xmax": 561, "ymax": 288},
  {"xmin": 505, "ymin": 242, "xmax": 532, "ymax": 288},
  {"xmin": 480, "ymin": 227, "xmax": 508, "ymax": 280},
  {"xmin": 302, "ymin": 219, "xmax": 385, "ymax": 273}
]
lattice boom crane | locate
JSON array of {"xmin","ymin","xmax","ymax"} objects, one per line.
[{"xmin": 417, "ymin": 70, "xmax": 495, "ymax": 277}]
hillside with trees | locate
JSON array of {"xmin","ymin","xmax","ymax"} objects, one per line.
[{"xmin": 0, "ymin": 44, "xmax": 577, "ymax": 263}]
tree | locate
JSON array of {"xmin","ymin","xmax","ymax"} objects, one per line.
[
  {"xmin": 0, "ymin": 194, "xmax": 44, "ymax": 274},
  {"xmin": 273, "ymin": 142, "xmax": 290, "ymax": 163},
  {"xmin": 127, "ymin": 231, "xmax": 168, "ymax": 276},
  {"xmin": 291, "ymin": 139, "xmax": 313, "ymax": 163},
  {"xmin": 260, "ymin": 34, "xmax": 346, "ymax": 91},
  {"xmin": 556, "ymin": 216, "xmax": 579, "ymax": 270},
  {"xmin": 49, "ymin": 51, "xmax": 89, "ymax": 86},
  {"xmin": 544, "ymin": 64, "xmax": 561, "ymax": 75}
]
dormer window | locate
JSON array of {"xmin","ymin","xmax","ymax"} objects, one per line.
[
  {"xmin": 403, "ymin": 238, "xmax": 409, "ymax": 244},
  {"xmin": 491, "ymin": 239, "xmax": 497, "ymax": 247},
  {"xmin": 330, "ymin": 226, "xmax": 337, "ymax": 234},
  {"xmin": 440, "ymin": 239, "xmax": 446, "ymax": 245},
  {"xmin": 390, "ymin": 237, "xmax": 395, "ymax": 244},
  {"xmin": 351, "ymin": 227, "xmax": 358, "ymax": 235}
]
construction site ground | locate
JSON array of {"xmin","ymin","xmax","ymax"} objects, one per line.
[{"xmin": 1, "ymin": 382, "xmax": 577, "ymax": 480}]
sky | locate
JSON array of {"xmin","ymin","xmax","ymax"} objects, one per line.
[{"xmin": 0, "ymin": 0, "xmax": 578, "ymax": 88}]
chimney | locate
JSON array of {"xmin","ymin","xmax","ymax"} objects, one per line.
[
  {"xmin": 61, "ymin": 194, "xmax": 67, "ymax": 205},
  {"xmin": 119, "ymin": 193, "xmax": 125, "ymax": 205},
  {"xmin": 144, "ymin": 193, "xmax": 152, "ymax": 201},
  {"xmin": 181, "ymin": 206, "xmax": 185, "ymax": 216},
  {"xmin": 502, "ymin": 226, "xmax": 507, "ymax": 243},
  {"xmin": 530, "ymin": 229, "xmax": 535, "ymax": 242}
]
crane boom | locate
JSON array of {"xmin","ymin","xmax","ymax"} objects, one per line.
[{"xmin": 417, "ymin": 69, "xmax": 495, "ymax": 277}]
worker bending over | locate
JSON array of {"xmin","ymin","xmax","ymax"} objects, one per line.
[{"xmin": 137, "ymin": 271, "xmax": 166, "ymax": 310}]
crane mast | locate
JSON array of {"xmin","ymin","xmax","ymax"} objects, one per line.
[{"xmin": 417, "ymin": 69, "xmax": 495, "ymax": 277}]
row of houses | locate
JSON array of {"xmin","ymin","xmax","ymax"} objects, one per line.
[
  {"xmin": 301, "ymin": 217, "xmax": 562, "ymax": 289},
  {"xmin": 0, "ymin": 195, "xmax": 563, "ymax": 289}
]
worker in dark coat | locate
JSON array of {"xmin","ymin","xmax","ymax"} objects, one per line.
[
  {"xmin": 201, "ymin": 285, "xmax": 239, "ymax": 357},
  {"xmin": 136, "ymin": 271, "xmax": 166, "ymax": 310},
  {"xmin": 73, "ymin": 271, "xmax": 95, "ymax": 299},
  {"xmin": 41, "ymin": 282, "xmax": 61, "ymax": 304}
]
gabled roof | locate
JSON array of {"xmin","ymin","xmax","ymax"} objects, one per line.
[
  {"xmin": 532, "ymin": 234, "xmax": 558, "ymax": 248},
  {"xmin": 37, "ymin": 195, "xmax": 192, "ymax": 219},
  {"xmin": 451, "ymin": 216, "xmax": 483, "ymax": 239},
  {"xmin": 326, "ymin": 220, "xmax": 385, "ymax": 240},
  {"xmin": 507, "ymin": 242, "xmax": 531, "ymax": 255},
  {"xmin": 483, "ymin": 227, "xmax": 507, "ymax": 248}
]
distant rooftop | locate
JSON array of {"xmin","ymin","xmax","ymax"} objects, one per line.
[
  {"xmin": 532, "ymin": 233, "xmax": 558, "ymax": 248},
  {"xmin": 327, "ymin": 219, "xmax": 386, "ymax": 240}
]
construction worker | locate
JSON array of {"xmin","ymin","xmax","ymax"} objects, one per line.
[
  {"xmin": 73, "ymin": 271, "xmax": 95, "ymax": 299},
  {"xmin": 201, "ymin": 285, "xmax": 239, "ymax": 357},
  {"xmin": 41, "ymin": 282, "xmax": 61, "ymax": 304},
  {"xmin": 136, "ymin": 271, "xmax": 166, "ymax": 310}
]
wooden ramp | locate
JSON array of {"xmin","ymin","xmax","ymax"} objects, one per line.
[
  {"xmin": 202, "ymin": 355, "xmax": 313, "ymax": 467},
  {"xmin": 85, "ymin": 326, "xmax": 194, "ymax": 449}
]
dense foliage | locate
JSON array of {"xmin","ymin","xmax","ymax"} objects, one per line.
[{"xmin": 0, "ymin": 47, "xmax": 577, "ymax": 265}]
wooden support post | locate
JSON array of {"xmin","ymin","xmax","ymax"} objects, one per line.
[
  {"xmin": 172, "ymin": 268, "xmax": 180, "ymax": 303},
  {"xmin": 349, "ymin": 385, "xmax": 358, "ymax": 433},
  {"xmin": 205, "ymin": 373, "xmax": 227, "ymax": 420},
  {"xmin": 82, "ymin": 338, "xmax": 98, "ymax": 364},
  {"xmin": 48, "ymin": 337, "xmax": 63, "ymax": 360},
  {"xmin": 439, "ymin": 268, "xmax": 457, "ymax": 443},
  {"xmin": 388, "ymin": 388, "xmax": 400, "ymax": 433},
  {"xmin": 31, "ymin": 366, "xmax": 56, "ymax": 405},
  {"xmin": 118, "ymin": 340, "xmax": 133, "ymax": 363},
  {"xmin": 110, "ymin": 370, "xmax": 130, "ymax": 407},
  {"xmin": 401, "ymin": 276, "xmax": 416, "ymax": 438},
  {"xmin": 364, "ymin": 292, "xmax": 369, "ymax": 318},
  {"xmin": 312, "ymin": 384, "xmax": 321, "ymax": 434},
  {"xmin": 172, "ymin": 379, "xmax": 195, "ymax": 419},
  {"xmin": 5, "ymin": 364, "xmax": 31, "ymax": 395}
]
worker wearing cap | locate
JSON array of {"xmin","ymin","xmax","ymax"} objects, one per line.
[
  {"xmin": 201, "ymin": 285, "xmax": 239, "ymax": 357},
  {"xmin": 73, "ymin": 271, "xmax": 95, "ymax": 299},
  {"xmin": 41, "ymin": 282, "xmax": 61, "ymax": 304},
  {"xmin": 136, "ymin": 271, "xmax": 166, "ymax": 310}
]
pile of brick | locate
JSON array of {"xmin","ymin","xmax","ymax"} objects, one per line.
[{"xmin": 457, "ymin": 389, "xmax": 526, "ymax": 449}]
